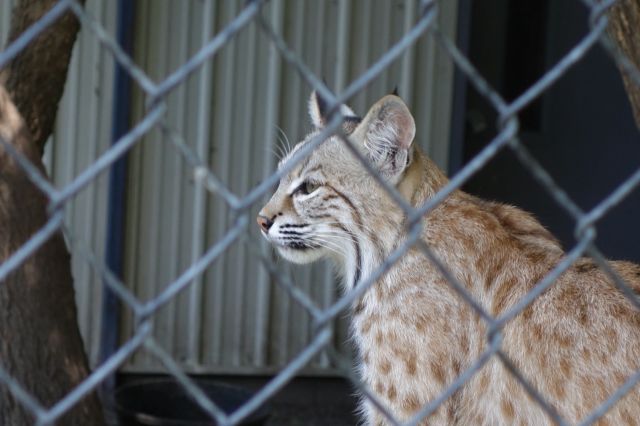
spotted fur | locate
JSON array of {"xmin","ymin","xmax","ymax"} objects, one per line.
[{"xmin": 258, "ymin": 93, "xmax": 640, "ymax": 425}]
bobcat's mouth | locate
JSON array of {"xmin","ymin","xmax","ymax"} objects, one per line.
[
  {"xmin": 260, "ymin": 230, "xmax": 325, "ymax": 264},
  {"xmin": 276, "ymin": 243, "xmax": 325, "ymax": 264},
  {"xmin": 260, "ymin": 224, "xmax": 318, "ymax": 250},
  {"xmin": 269, "ymin": 234, "xmax": 319, "ymax": 251},
  {"xmin": 281, "ymin": 240, "xmax": 315, "ymax": 250}
]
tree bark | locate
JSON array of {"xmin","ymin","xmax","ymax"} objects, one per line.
[
  {"xmin": 0, "ymin": 0, "xmax": 87, "ymax": 155},
  {"xmin": 0, "ymin": 0, "xmax": 103, "ymax": 424},
  {"xmin": 0, "ymin": 88, "xmax": 103, "ymax": 425},
  {"xmin": 607, "ymin": 0, "xmax": 640, "ymax": 128}
]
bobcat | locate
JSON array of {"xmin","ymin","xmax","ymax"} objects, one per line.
[{"xmin": 257, "ymin": 92, "xmax": 640, "ymax": 425}]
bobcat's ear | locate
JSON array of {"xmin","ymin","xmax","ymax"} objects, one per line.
[
  {"xmin": 355, "ymin": 95, "xmax": 416, "ymax": 183},
  {"xmin": 308, "ymin": 90, "xmax": 357, "ymax": 129}
]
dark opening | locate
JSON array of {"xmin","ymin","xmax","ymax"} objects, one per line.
[
  {"xmin": 452, "ymin": 0, "xmax": 640, "ymax": 262},
  {"xmin": 503, "ymin": 0, "xmax": 549, "ymax": 131}
]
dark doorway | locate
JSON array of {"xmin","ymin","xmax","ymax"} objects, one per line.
[{"xmin": 453, "ymin": 0, "xmax": 640, "ymax": 262}]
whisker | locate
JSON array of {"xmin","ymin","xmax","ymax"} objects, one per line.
[
  {"xmin": 312, "ymin": 237, "xmax": 346, "ymax": 257},
  {"xmin": 273, "ymin": 133, "xmax": 289, "ymax": 160},
  {"xmin": 276, "ymin": 126, "xmax": 293, "ymax": 156},
  {"xmin": 315, "ymin": 234, "xmax": 358, "ymax": 247},
  {"xmin": 315, "ymin": 229, "xmax": 359, "ymax": 244},
  {"xmin": 314, "ymin": 242, "xmax": 342, "ymax": 257},
  {"xmin": 265, "ymin": 145, "xmax": 284, "ymax": 161},
  {"xmin": 313, "ymin": 235, "xmax": 359, "ymax": 258},
  {"xmin": 274, "ymin": 143, "xmax": 286, "ymax": 161},
  {"xmin": 315, "ymin": 222, "xmax": 362, "ymax": 238},
  {"xmin": 313, "ymin": 237, "xmax": 362, "ymax": 274}
]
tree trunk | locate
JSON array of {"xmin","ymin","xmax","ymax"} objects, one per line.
[
  {"xmin": 0, "ymin": 88, "xmax": 103, "ymax": 425},
  {"xmin": 0, "ymin": 1, "xmax": 103, "ymax": 424},
  {"xmin": 608, "ymin": 0, "xmax": 640, "ymax": 128},
  {"xmin": 0, "ymin": 0, "xmax": 87, "ymax": 155}
]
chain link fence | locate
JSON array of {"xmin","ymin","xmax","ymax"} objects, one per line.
[{"xmin": 1, "ymin": 0, "xmax": 640, "ymax": 424}]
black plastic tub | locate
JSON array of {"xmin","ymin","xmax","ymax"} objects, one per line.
[{"xmin": 114, "ymin": 378, "xmax": 270, "ymax": 426}]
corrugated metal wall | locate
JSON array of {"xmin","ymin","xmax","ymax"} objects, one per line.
[
  {"xmin": 51, "ymin": 0, "xmax": 117, "ymax": 366},
  {"xmin": 122, "ymin": 0, "xmax": 459, "ymax": 374},
  {"xmin": 2, "ymin": 0, "xmax": 458, "ymax": 374},
  {"xmin": 0, "ymin": 1, "xmax": 15, "ymax": 43},
  {"xmin": 0, "ymin": 0, "xmax": 117, "ymax": 367}
]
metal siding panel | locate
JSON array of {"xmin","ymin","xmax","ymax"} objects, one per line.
[
  {"xmin": 52, "ymin": 0, "xmax": 114, "ymax": 368},
  {"xmin": 429, "ymin": 0, "xmax": 459, "ymax": 169},
  {"xmin": 400, "ymin": 0, "xmax": 417, "ymax": 106},
  {"xmin": 154, "ymin": 0, "xmax": 175, "ymax": 363},
  {"xmin": 233, "ymin": 18, "xmax": 256, "ymax": 368},
  {"xmin": 240, "ymin": 22, "xmax": 262, "ymax": 367},
  {"xmin": 219, "ymin": 0, "xmax": 240, "ymax": 368},
  {"xmin": 0, "ymin": 1, "xmax": 16, "ymax": 48},
  {"xmin": 414, "ymin": 25, "xmax": 437, "ymax": 158},
  {"xmin": 334, "ymin": 0, "xmax": 351, "ymax": 92},
  {"xmin": 96, "ymin": 0, "xmax": 117, "ymax": 358},
  {"xmin": 201, "ymin": 1, "xmax": 233, "ymax": 368},
  {"xmin": 72, "ymin": 1, "xmax": 97, "ymax": 363},
  {"xmin": 76, "ymin": 1, "xmax": 99, "ymax": 362},
  {"xmin": 164, "ymin": 0, "xmax": 190, "ymax": 366},
  {"xmin": 122, "ymin": 0, "xmax": 150, "ymax": 369},
  {"xmin": 186, "ymin": 0, "xmax": 214, "ymax": 368},
  {"xmin": 125, "ymin": 0, "xmax": 165, "ymax": 370}
]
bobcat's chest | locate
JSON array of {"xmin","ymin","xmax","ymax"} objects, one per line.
[{"xmin": 350, "ymin": 281, "xmax": 467, "ymax": 422}]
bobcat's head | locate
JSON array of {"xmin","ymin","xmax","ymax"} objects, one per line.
[{"xmin": 257, "ymin": 92, "xmax": 417, "ymax": 286}]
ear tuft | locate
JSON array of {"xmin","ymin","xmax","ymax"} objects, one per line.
[
  {"xmin": 308, "ymin": 90, "xmax": 358, "ymax": 129},
  {"xmin": 308, "ymin": 91, "xmax": 328, "ymax": 128}
]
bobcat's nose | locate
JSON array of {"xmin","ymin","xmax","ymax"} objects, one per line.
[{"xmin": 257, "ymin": 215, "xmax": 274, "ymax": 233}]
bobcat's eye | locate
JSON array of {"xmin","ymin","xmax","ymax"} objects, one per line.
[{"xmin": 293, "ymin": 180, "xmax": 321, "ymax": 196}]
